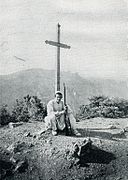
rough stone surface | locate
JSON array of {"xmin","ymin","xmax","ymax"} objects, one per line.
[{"xmin": 0, "ymin": 119, "xmax": 128, "ymax": 179}]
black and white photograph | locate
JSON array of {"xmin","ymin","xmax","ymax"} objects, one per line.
[{"xmin": 0, "ymin": 0, "xmax": 128, "ymax": 179}]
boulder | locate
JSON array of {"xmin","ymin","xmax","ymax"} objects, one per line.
[
  {"xmin": 8, "ymin": 122, "xmax": 23, "ymax": 129},
  {"xmin": 7, "ymin": 142, "xmax": 27, "ymax": 154},
  {"xmin": 14, "ymin": 159, "xmax": 28, "ymax": 173}
]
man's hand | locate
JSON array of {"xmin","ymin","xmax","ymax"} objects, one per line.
[
  {"xmin": 55, "ymin": 110, "xmax": 66, "ymax": 117},
  {"xmin": 64, "ymin": 105, "xmax": 68, "ymax": 111},
  {"xmin": 55, "ymin": 111, "xmax": 60, "ymax": 117}
]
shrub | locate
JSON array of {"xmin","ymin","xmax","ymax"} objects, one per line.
[
  {"xmin": 0, "ymin": 105, "xmax": 11, "ymax": 125},
  {"xmin": 77, "ymin": 96, "xmax": 128, "ymax": 119},
  {"xmin": 27, "ymin": 95, "xmax": 47, "ymax": 121},
  {"xmin": 11, "ymin": 98, "xmax": 30, "ymax": 122},
  {"xmin": 11, "ymin": 95, "xmax": 47, "ymax": 123}
]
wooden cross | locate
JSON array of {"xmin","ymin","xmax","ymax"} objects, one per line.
[{"xmin": 45, "ymin": 23, "xmax": 71, "ymax": 92}]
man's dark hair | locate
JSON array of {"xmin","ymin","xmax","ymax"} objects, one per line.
[{"xmin": 55, "ymin": 91, "xmax": 63, "ymax": 97}]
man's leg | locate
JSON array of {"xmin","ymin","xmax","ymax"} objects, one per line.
[
  {"xmin": 45, "ymin": 115, "xmax": 58, "ymax": 135},
  {"xmin": 56, "ymin": 115, "xmax": 65, "ymax": 131}
]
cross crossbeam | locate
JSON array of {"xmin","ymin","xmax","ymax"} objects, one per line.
[
  {"xmin": 45, "ymin": 23, "xmax": 71, "ymax": 92},
  {"xmin": 45, "ymin": 40, "xmax": 70, "ymax": 49}
]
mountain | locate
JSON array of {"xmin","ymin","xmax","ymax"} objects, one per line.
[{"xmin": 0, "ymin": 68, "xmax": 128, "ymax": 113}]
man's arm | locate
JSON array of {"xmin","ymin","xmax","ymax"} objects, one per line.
[{"xmin": 47, "ymin": 100, "xmax": 55, "ymax": 115}]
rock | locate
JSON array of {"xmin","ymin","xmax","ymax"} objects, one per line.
[
  {"xmin": 82, "ymin": 139, "xmax": 87, "ymax": 144},
  {"xmin": 80, "ymin": 138, "xmax": 93, "ymax": 157},
  {"xmin": 33, "ymin": 135, "xmax": 37, "ymax": 138},
  {"xmin": 74, "ymin": 158, "xmax": 80, "ymax": 166},
  {"xmin": 36, "ymin": 130, "xmax": 46, "ymax": 136},
  {"xmin": 72, "ymin": 143, "xmax": 79, "ymax": 158},
  {"xmin": 34, "ymin": 130, "xmax": 46, "ymax": 139},
  {"xmin": 47, "ymin": 139, "xmax": 52, "ymax": 145},
  {"xmin": 7, "ymin": 142, "xmax": 27, "ymax": 154},
  {"xmin": 116, "ymin": 177, "xmax": 122, "ymax": 180},
  {"xmin": 10, "ymin": 156, "xmax": 17, "ymax": 164},
  {"xmin": 124, "ymin": 127, "xmax": 128, "ymax": 132},
  {"xmin": 7, "ymin": 144, "xmax": 15, "ymax": 153},
  {"xmin": 68, "ymin": 162, "xmax": 74, "ymax": 169},
  {"xmin": 24, "ymin": 132, "xmax": 32, "ymax": 137},
  {"xmin": 39, "ymin": 130, "xmax": 46, "ymax": 135},
  {"xmin": 8, "ymin": 122, "xmax": 14, "ymax": 129},
  {"xmin": 74, "ymin": 143, "xmax": 79, "ymax": 154},
  {"xmin": 65, "ymin": 149, "xmax": 70, "ymax": 156},
  {"xmin": 112, "ymin": 129, "xmax": 126, "ymax": 139},
  {"xmin": 108, "ymin": 125, "xmax": 117, "ymax": 129},
  {"xmin": 50, "ymin": 147, "xmax": 57, "ymax": 156},
  {"xmin": 14, "ymin": 159, "xmax": 28, "ymax": 173},
  {"xmin": 29, "ymin": 143, "xmax": 34, "ymax": 148},
  {"xmin": 9, "ymin": 122, "xmax": 23, "ymax": 129}
]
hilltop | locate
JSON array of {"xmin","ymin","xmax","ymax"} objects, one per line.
[
  {"xmin": 1, "ymin": 69, "xmax": 128, "ymax": 179},
  {"xmin": 0, "ymin": 117, "xmax": 128, "ymax": 180}
]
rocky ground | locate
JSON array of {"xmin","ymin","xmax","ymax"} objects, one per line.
[{"xmin": 0, "ymin": 117, "xmax": 128, "ymax": 180}]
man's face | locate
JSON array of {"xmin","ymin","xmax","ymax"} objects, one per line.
[{"xmin": 55, "ymin": 94, "xmax": 62, "ymax": 103}]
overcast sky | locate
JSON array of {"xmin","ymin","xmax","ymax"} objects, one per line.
[{"xmin": 0, "ymin": 0, "xmax": 127, "ymax": 79}]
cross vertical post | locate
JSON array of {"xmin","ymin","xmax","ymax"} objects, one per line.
[
  {"xmin": 45, "ymin": 24, "xmax": 71, "ymax": 93},
  {"xmin": 57, "ymin": 23, "xmax": 61, "ymax": 91}
]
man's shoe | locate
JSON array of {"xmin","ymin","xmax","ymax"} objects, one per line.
[
  {"xmin": 52, "ymin": 130, "xmax": 57, "ymax": 136},
  {"xmin": 73, "ymin": 130, "xmax": 81, "ymax": 137}
]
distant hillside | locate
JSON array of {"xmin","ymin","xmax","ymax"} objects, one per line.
[{"xmin": 0, "ymin": 68, "xmax": 128, "ymax": 113}]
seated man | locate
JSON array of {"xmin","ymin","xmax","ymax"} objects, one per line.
[{"xmin": 44, "ymin": 91, "xmax": 81, "ymax": 136}]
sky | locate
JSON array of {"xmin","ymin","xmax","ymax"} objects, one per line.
[{"xmin": 0, "ymin": 0, "xmax": 128, "ymax": 79}]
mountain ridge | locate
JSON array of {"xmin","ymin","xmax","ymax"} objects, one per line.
[{"xmin": 0, "ymin": 68, "xmax": 128, "ymax": 113}]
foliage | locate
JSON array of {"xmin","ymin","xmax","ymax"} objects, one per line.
[
  {"xmin": 0, "ymin": 95, "xmax": 47, "ymax": 125},
  {"xmin": 11, "ymin": 95, "xmax": 47, "ymax": 122},
  {"xmin": 11, "ymin": 97, "xmax": 30, "ymax": 122},
  {"xmin": 0, "ymin": 105, "xmax": 11, "ymax": 125},
  {"xmin": 77, "ymin": 96, "xmax": 128, "ymax": 119}
]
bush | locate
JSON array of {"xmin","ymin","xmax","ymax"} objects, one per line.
[
  {"xmin": 27, "ymin": 95, "xmax": 47, "ymax": 121},
  {"xmin": 11, "ymin": 95, "xmax": 47, "ymax": 122},
  {"xmin": 77, "ymin": 96, "xmax": 128, "ymax": 119},
  {"xmin": 0, "ymin": 105, "xmax": 11, "ymax": 125},
  {"xmin": 0, "ymin": 95, "xmax": 47, "ymax": 126},
  {"xmin": 11, "ymin": 98, "xmax": 30, "ymax": 122}
]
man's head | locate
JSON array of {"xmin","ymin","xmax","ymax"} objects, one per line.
[{"xmin": 55, "ymin": 91, "xmax": 63, "ymax": 103}]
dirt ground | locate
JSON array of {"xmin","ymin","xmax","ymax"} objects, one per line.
[{"xmin": 0, "ymin": 117, "xmax": 128, "ymax": 180}]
